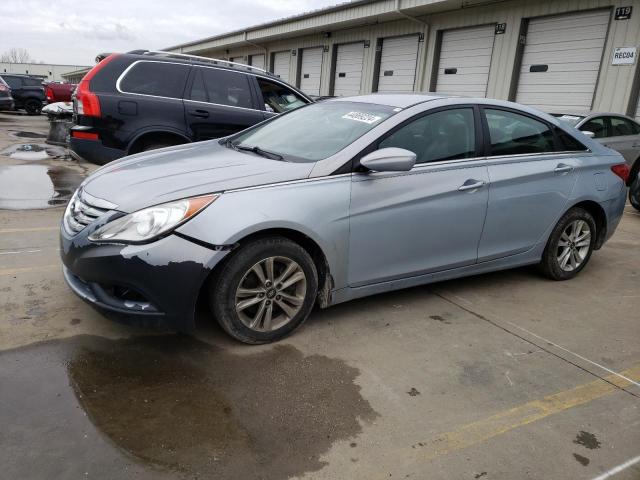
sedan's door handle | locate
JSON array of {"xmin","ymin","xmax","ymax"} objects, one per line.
[
  {"xmin": 554, "ymin": 164, "xmax": 574, "ymax": 174},
  {"xmin": 458, "ymin": 180, "xmax": 486, "ymax": 192},
  {"xmin": 188, "ymin": 109, "xmax": 209, "ymax": 118}
]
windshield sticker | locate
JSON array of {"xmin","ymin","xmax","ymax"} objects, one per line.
[{"xmin": 342, "ymin": 112, "xmax": 382, "ymax": 124}]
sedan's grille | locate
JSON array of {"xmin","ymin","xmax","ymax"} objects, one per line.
[{"xmin": 64, "ymin": 189, "xmax": 115, "ymax": 235}]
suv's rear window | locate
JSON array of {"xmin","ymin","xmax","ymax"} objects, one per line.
[
  {"xmin": 119, "ymin": 61, "xmax": 190, "ymax": 99},
  {"xmin": 22, "ymin": 77, "xmax": 42, "ymax": 86}
]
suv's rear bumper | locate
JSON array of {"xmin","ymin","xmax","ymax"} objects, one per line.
[
  {"xmin": 0, "ymin": 97, "xmax": 14, "ymax": 111},
  {"xmin": 70, "ymin": 136, "xmax": 125, "ymax": 165}
]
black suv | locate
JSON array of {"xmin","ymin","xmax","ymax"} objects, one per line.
[
  {"xmin": 70, "ymin": 50, "xmax": 312, "ymax": 165},
  {"xmin": 0, "ymin": 74, "xmax": 46, "ymax": 114}
]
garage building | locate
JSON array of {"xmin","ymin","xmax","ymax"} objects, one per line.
[{"xmin": 168, "ymin": 0, "xmax": 640, "ymax": 118}]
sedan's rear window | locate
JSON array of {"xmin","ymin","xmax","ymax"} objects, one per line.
[
  {"xmin": 119, "ymin": 61, "xmax": 190, "ymax": 99},
  {"xmin": 232, "ymin": 101, "xmax": 396, "ymax": 162}
]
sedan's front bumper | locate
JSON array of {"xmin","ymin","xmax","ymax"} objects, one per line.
[{"xmin": 60, "ymin": 224, "xmax": 229, "ymax": 332}]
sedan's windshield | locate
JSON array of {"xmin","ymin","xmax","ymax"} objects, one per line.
[
  {"xmin": 231, "ymin": 101, "xmax": 397, "ymax": 162},
  {"xmin": 551, "ymin": 114, "xmax": 585, "ymax": 128}
]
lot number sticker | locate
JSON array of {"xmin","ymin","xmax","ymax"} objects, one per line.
[{"xmin": 342, "ymin": 112, "xmax": 382, "ymax": 124}]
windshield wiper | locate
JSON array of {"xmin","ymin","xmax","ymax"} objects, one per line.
[{"xmin": 235, "ymin": 144, "xmax": 284, "ymax": 161}]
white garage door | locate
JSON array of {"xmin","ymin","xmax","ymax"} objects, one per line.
[
  {"xmin": 435, "ymin": 25, "xmax": 496, "ymax": 97},
  {"xmin": 249, "ymin": 54, "xmax": 265, "ymax": 70},
  {"xmin": 377, "ymin": 35, "xmax": 420, "ymax": 93},
  {"xmin": 333, "ymin": 42, "xmax": 364, "ymax": 96},
  {"xmin": 230, "ymin": 56, "xmax": 245, "ymax": 65},
  {"xmin": 635, "ymin": 94, "xmax": 640, "ymax": 121},
  {"xmin": 516, "ymin": 10, "xmax": 610, "ymax": 112},
  {"xmin": 273, "ymin": 51, "xmax": 291, "ymax": 83},
  {"xmin": 300, "ymin": 47, "xmax": 324, "ymax": 95}
]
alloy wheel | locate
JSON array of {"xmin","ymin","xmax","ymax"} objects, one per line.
[
  {"xmin": 556, "ymin": 219, "xmax": 591, "ymax": 272},
  {"xmin": 234, "ymin": 256, "xmax": 307, "ymax": 331}
]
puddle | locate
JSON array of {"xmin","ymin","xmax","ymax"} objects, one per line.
[
  {"xmin": 0, "ymin": 143, "xmax": 67, "ymax": 160},
  {"xmin": 0, "ymin": 164, "xmax": 83, "ymax": 209},
  {"xmin": 1, "ymin": 335, "xmax": 376, "ymax": 479},
  {"xmin": 9, "ymin": 130, "xmax": 48, "ymax": 139}
]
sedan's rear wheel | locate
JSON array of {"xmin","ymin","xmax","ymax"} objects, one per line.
[
  {"xmin": 539, "ymin": 207, "xmax": 596, "ymax": 280},
  {"xmin": 629, "ymin": 178, "xmax": 640, "ymax": 211},
  {"xmin": 210, "ymin": 237, "xmax": 318, "ymax": 344}
]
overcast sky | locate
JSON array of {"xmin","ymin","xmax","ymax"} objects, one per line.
[{"xmin": 0, "ymin": 0, "xmax": 341, "ymax": 66}]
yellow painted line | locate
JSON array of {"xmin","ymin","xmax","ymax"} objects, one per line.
[
  {"xmin": 0, "ymin": 265, "xmax": 59, "ymax": 276},
  {"xmin": 412, "ymin": 364, "xmax": 640, "ymax": 462},
  {"xmin": 0, "ymin": 226, "xmax": 59, "ymax": 234}
]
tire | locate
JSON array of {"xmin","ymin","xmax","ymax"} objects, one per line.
[
  {"xmin": 24, "ymin": 99, "xmax": 42, "ymax": 115},
  {"xmin": 539, "ymin": 207, "xmax": 596, "ymax": 281},
  {"xmin": 210, "ymin": 237, "xmax": 318, "ymax": 344},
  {"xmin": 629, "ymin": 175, "xmax": 640, "ymax": 211},
  {"xmin": 141, "ymin": 142, "xmax": 173, "ymax": 152}
]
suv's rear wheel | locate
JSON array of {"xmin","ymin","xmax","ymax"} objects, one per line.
[
  {"xmin": 539, "ymin": 207, "xmax": 596, "ymax": 280},
  {"xmin": 24, "ymin": 99, "xmax": 42, "ymax": 115},
  {"xmin": 210, "ymin": 237, "xmax": 318, "ymax": 344}
]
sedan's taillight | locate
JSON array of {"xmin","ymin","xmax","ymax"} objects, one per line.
[
  {"xmin": 76, "ymin": 53, "xmax": 119, "ymax": 117},
  {"xmin": 611, "ymin": 164, "xmax": 630, "ymax": 184}
]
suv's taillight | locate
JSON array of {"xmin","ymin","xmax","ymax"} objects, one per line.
[
  {"xmin": 611, "ymin": 163, "xmax": 630, "ymax": 184},
  {"xmin": 76, "ymin": 53, "xmax": 120, "ymax": 117}
]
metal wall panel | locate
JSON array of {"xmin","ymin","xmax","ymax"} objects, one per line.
[
  {"xmin": 334, "ymin": 42, "xmax": 365, "ymax": 96},
  {"xmin": 435, "ymin": 24, "xmax": 496, "ymax": 97},
  {"xmin": 377, "ymin": 35, "xmax": 420, "ymax": 93}
]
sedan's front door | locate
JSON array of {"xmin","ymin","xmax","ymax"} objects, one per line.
[
  {"xmin": 348, "ymin": 107, "xmax": 489, "ymax": 287},
  {"xmin": 478, "ymin": 108, "xmax": 579, "ymax": 261}
]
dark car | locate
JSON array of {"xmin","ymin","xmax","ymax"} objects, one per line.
[
  {"xmin": 69, "ymin": 50, "xmax": 312, "ymax": 165},
  {"xmin": 0, "ymin": 74, "xmax": 46, "ymax": 114},
  {"xmin": 0, "ymin": 76, "xmax": 14, "ymax": 111}
]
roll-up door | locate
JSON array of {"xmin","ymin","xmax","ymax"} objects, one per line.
[
  {"xmin": 230, "ymin": 56, "xmax": 245, "ymax": 65},
  {"xmin": 635, "ymin": 94, "xmax": 640, "ymax": 120},
  {"xmin": 300, "ymin": 47, "xmax": 324, "ymax": 95},
  {"xmin": 333, "ymin": 42, "xmax": 364, "ymax": 96},
  {"xmin": 435, "ymin": 25, "xmax": 496, "ymax": 97},
  {"xmin": 515, "ymin": 10, "xmax": 610, "ymax": 112},
  {"xmin": 273, "ymin": 51, "xmax": 291, "ymax": 83},
  {"xmin": 377, "ymin": 35, "xmax": 420, "ymax": 93},
  {"xmin": 249, "ymin": 54, "xmax": 265, "ymax": 70}
]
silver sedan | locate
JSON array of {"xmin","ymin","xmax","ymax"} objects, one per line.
[{"xmin": 553, "ymin": 112, "xmax": 640, "ymax": 190}]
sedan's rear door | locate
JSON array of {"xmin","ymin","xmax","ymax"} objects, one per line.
[
  {"xmin": 184, "ymin": 67, "xmax": 264, "ymax": 141},
  {"xmin": 600, "ymin": 116, "xmax": 640, "ymax": 165},
  {"xmin": 478, "ymin": 107, "xmax": 580, "ymax": 262}
]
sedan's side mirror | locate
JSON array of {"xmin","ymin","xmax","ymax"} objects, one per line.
[
  {"xmin": 360, "ymin": 147, "xmax": 416, "ymax": 172},
  {"xmin": 581, "ymin": 130, "xmax": 596, "ymax": 139}
]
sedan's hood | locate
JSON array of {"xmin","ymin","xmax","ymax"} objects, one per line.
[{"xmin": 82, "ymin": 140, "xmax": 314, "ymax": 213}]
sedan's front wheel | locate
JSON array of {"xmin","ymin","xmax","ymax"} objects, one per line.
[
  {"xmin": 539, "ymin": 207, "xmax": 596, "ymax": 280},
  {"xmin": 210, "ymin": 237, "xmax": 318, "ymax": 344}
]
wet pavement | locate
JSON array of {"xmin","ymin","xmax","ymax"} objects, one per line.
[
  {"xmin": 0, "ymin": 113, "xmax": 92, "ymax": 210},
  {"xmin": 1, "ymin": 112, "xmax": 639, "ymax": 480},
  {"xmin": 1, "ymin": 335, "xmax": 375, "ymax": 480}
]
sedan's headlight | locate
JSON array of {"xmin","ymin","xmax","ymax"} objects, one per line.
[{"xmin": 88, "ymin": 194, "xmax": 218, "ymax": 243}]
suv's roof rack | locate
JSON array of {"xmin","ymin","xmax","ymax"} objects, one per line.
[{"xmin": 138, "ymin": 50, "xmax": 273, "ymax": 76}]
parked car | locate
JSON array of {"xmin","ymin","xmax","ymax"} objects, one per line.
[
  {"xmin": 61, "ymin": 95, "xmax": 629, "ymax": 344},
  {"xmin": 45, "ymin": 82, "xmax": 76, "ymax": 103},
  {"xmin": 552, "ymin": 112, "xmax": 640, "ymax": 197},
  {"xmin": 69, "ymin": 50, "xmax": 312, "ymax": 165},
  {"xmin": 0, "ymin": 76, "xmax": 14, "ymax": 111},
  {"xmin": 0, "ymin": 74, "xmax": 46, "ymax": 114}
]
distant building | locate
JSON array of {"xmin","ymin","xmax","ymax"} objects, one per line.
[
  {"xmin": 167, "ymin": 0, "xmax": 640, "ymax": 119},
  {"xmin": 0, "ymin": 62, "xmax": 90, "ymax": 82},
  {"xmin": 61, "ymin": 67, "xmax": 92, "ymax": 84}
]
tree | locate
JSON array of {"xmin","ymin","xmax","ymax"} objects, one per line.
[{"xmin": 0, "ymin": 48, "xmax": 33, "ymax": 64}]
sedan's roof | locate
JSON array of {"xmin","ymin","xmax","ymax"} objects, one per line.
[{"xmin": 330, "ymin": 93, "xmax": 449, "ymax": 108}]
